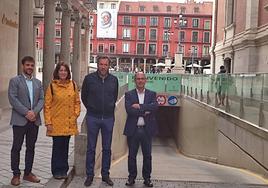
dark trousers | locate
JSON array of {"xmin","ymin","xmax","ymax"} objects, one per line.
[
  {"xmin": 127, "ymin": 127, "xmax": 152, "ymax": 180},
  {"xmin": 11, "ymin": 122, "xmax": 39, "ymax": 176},
  {"xmin": 86, "ymin": 115, "xmax": 114, "ymax": 177},
  {"xmin": 51, "ymin": 136, "xmax": 70, "ymax": 176}
]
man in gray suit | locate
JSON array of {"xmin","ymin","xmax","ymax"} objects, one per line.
[{"xmin": 8, "ymin": 56, "xmax": 44, "ymax": 186}]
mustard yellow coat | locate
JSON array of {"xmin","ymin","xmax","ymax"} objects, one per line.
[{"xmin": 44, "ymin": 80, "xmax": 81, "ymax": 136}]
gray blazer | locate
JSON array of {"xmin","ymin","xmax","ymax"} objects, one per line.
[{"xmin": 8, "ymin": 75, "xmax": 44, "ymax": 126}]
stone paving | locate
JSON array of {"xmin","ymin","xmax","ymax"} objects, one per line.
[
  {"xmin": 0, "ymin": 105, "xmax": 86, "ymax": 187},
  {"xmin": 68, "ymin": 138, "xmax": 268, "ymax": 188}
]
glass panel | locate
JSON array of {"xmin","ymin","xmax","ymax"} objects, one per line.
[
  {"xmin": 228, "ymin": 74, "xmax": 242, "ymax": 117},
  {"xmin": 242, "ymin": 74, "xmax": 262, "ymax": 125}
]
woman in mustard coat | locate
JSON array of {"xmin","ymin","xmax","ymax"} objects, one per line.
[{"xmin": 44, "ymin": 62, "xmax": 81, "ymax": 179}]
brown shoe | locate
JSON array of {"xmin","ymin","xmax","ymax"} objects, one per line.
[
  {"xmin": 23, "ymin": 172, "xmax": 40, "ymax": 183},
  {"xmin": 11, "ymin": 175, "xmax": 20, "ymax": 186}
]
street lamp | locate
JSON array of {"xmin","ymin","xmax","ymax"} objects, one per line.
[
  {"xmin": 189, "ymin": 47, "xmax": 195, "ymax": 74},
  {"xmin": 174, "ymin": 13, "xmax": 187, "ymax": 54},
  {"xmin": 164, "ymin": 30, "xmax": 173, "ymax": 57}
]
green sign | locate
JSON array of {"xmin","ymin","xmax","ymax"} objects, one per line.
[{"xmin": 127, "ymin": 73, "xmax": 181, "ymax": 94}]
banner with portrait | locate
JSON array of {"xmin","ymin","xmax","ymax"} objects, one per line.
[{"xmin": 97, "ymin": 9, "xmax": 117, "ymax": 38}]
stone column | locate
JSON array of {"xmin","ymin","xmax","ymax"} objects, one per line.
[
  {"xmin": 116, "ymin": 57, "xmax": 119, "ymax": 71},
  {"xmin": 143, "ymin": 58, "xmax": 146, "ymax": 73},
  {"xmin": 80, "ymin": 18, "xmax": 90, "ymax": 84},
  {"xmin": 60, "ymin": 1, "xmax": 71, "ymax": 65},
  {"xmin": 43, "ymin": 0, "xmax": 56, "ymax": 90},
  {"xmin": 18, "ymin": 0, "xmax": 34, "ymax": 74},
  {"xmin": 131, "ymin": 58, "xmax": 134, "ymax": 72},
  {"xmin": 72, "ymin": 10, "xmax": 81, "ymax": 87}
]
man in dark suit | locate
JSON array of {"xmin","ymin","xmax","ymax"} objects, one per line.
[
  {"xmin": 124, "ymin": 72, "xmax": 158, "ymax": 187},
  {"xmin": 8, "ymin": 56, "xmax": 44, "ymax": 186}
]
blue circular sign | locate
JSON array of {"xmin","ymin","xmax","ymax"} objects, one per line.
[{"xmin": 168, "ymin": 96, "xmax": 178, "ymax": 105}]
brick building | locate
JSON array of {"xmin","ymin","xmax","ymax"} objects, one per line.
[
  {"xmin": 211, "ymin": 0, "xmax": 268, "ymax": 73},
  {"xmin": 90, "ymin": 0, "xmax": 213, "ymax": 72}
]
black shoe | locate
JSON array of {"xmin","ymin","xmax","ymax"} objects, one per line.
[
  {"xmin": 144, "ymin": 179, "xmax": 153, "ymax": 187},
  {"xmin": 102, "ymin": 176, "xmax": 114, "ymax": 186},
  {"xmin": 125, "ymin": 177, "xmax": 135, "ymax": 186},
  {"xmin": 84, "ymin": 176, "xmax": 93, "ymax": 187}
]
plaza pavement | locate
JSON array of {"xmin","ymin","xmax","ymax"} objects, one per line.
[{"xmin": 0, "ymin": 104, "xmax": 86, "ymax": 188}]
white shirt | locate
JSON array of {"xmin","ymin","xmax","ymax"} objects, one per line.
[
  {"xmin": 23, "ymin": 74, "xmax": 33, "ymax": 109},
  {"xmin": 136, "ymin": 89, "xmax": 145, "ymax": 126}
]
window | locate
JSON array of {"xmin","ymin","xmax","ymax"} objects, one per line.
[
  {"xmin": 204, "ymin": 32, "xmax": 210, "ymax": 43},
  {"xmin": 90, "ymin": 44, "xmax": 93, "ymax": 52},
  {"xmin": 179, "ymin": 31, "xmax": 185, "ymax": 42},
  {"xmin": 90, "ymin": 29, "xmax": 93, "ymax": 39},
  {"xmin": 123, "ymin": 28, "xmax": 131, "ymax": 39},
  {"xmin": 99, "ymin": 3, "xmax": 104, "ymax": 9},
  {"xmin": 226, "ymin": 0, "xmax": 234, "ymax": 26},
  {"xmin": 36, "ymin": 28, "xmax": 39, "ymax": 36},
  {"xmin": 167, "ymin": 6, "xmax": 171, "ymax": 12},
  {"xmin": 36, "ymin": 41, "xmax": 39, "ymax": 49},
  {"xmin": 111, "ymin": 3, "xmax": 116, "ymax": 9},
  {"xmin": 153, "ymin": 5, "xmax": 159, "ymax": 12},
  {"xmin": 162, "ymin": 44, "xmax": 169, "ymax": 56},
  {"xmin": 123, "ymin": 16, "xmax": 131, "ymax": 25},
  {"xmin": 192, "ymin": 31, "xmax": 198, "ymax": 42},
  {"xmin": 110, "ymin": 44, "xmax": 115, "ymax": 53},
  {"xmin": 181, "ymin": 7, "xmax": 186, "ymax": 14},
  {"xmin": 150, "ymin": 17, "xmax": 158, "ymax": 26},
  {"xmin": 163, "ymin": 30, "xmax": 171, "ymax": 41},
  {"xmin": 138, "ymin": 17, "xmax": 146, "ymax": 26},
  {"xmin": 55, "ymin": 29, "xmax": 61, "ymax": 37},
  {"xmin": 137, "ymin": 43, "xmax": 145, "ymax": 54},
  {"xmin": 138, "ymin": 29, "xmax": 145, "ymax": 40},
  {"xmin": 204, "ymin": 20, "xmax": 211, "ymax": 30},
  {"xmin": 150, "ymin": 29, "xmax": 157, "ymax": 40},
  {"xmin": 164, "ymin": 18, "xmax": 171, "ymax": 28},
  {"xmin": 55, "ymin": 42, "xmax": 61, "ymax": 53},
  {"xmin": 139, "ymin": 6, "xmax": 145, "ymax": 12},
  {"xmin": 125, "ymin": 5, "xmax": 130, "ymax": 11},
  {"xmin": 203, "ymin": 46, "xmax": 210, "ymax": 56},
  {"xmin": 149, "ymin": 44, "xmax": 156, "ymax": 55},
  {"xmin": 194, "ymin": 7, "xmax": 199, "ymax": 13},
  {"xmin": 179, "ymin": 18, "xmax": 188, "ymax": 27},
  {"xmin": 192, "ymin": 18, "xmax": 199, "ymax": 28},
  {"xmin": 123, "ymin": 43, "xmax": 129, "ymax": 53},
  {"xmin": 98, "ymin": 44, "xmax": 104, "ymax": 53}
]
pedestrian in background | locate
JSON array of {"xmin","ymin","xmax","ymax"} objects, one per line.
[
  {"xmin": 82, "ymin": 56, "xmax": 118, "ymax": 187},
  {"xmin": 8, "ymin": 56, "xmax": 44, "ymax": 186},
  {"xmin": 124, "ymin": 72, "xmax": 158, "ymax": 187},
  {"xmin": 44, "ymin": 62, "xmax": 81, "ymax": 179}
]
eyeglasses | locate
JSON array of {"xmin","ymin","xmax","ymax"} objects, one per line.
[{"xmin": 24, "ymin": 64, "xmax": 34, "ymax": 67}]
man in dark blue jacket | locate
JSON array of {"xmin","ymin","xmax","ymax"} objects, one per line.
[
  {"xmin": 124, "ymin": 72, "xmax": 158, "ymax": 187},
  {"xmin": 81, "ymin": 56, "xmax": 118, "ymax": 187}
]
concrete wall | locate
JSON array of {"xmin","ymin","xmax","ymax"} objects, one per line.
[
  {"xmin": 175, "ymin": 97, "xmax": 218, "ymax": 162},
  {"xmin": 175, "ymin": 96, "xmax": 268, "ymax": 177},
  {"xmin": 74, "ymin": 97, "xmax": 128, "ymax": 176},
  {"xmin": 0, "ymin": 0, "xmax": 19, "ymax": 110}
]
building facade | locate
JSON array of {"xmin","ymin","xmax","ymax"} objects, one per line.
[
  {"xmin": 90, "ymin": 0, "xmax": 213, "ymax": 72},
  {"xmin": 212, "ymin": 0, "xmax": 268, "ymax": 73}
]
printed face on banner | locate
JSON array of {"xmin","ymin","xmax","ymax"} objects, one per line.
[{"xmin": 97, "ymin": 9, "xmax": 117, "ymax": 38}]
